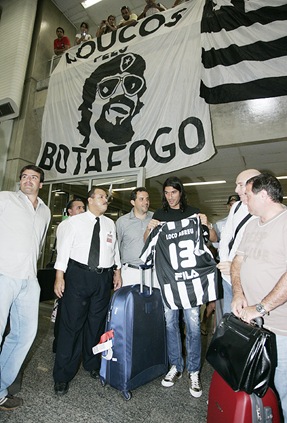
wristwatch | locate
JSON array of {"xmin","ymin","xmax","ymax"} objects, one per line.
[{"xmin": 255, "ymin": 303, "xmax": 268, "ymax": 316}]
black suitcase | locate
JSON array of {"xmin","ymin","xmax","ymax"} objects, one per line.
[{"xmin": 96, "ymin": 267, "xmax": 168, "ymax": 400}]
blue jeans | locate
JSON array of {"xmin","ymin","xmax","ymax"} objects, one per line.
[
  {"xmin": 164, "ymin": 304, "xmax": 201, "ymax": 373},
  {"xmin": 274, "ymin": 335, "xmax": 287, "ymax": 422},
  {"xmin": 222, "ymin": 278, "xmax": 232, "ymax": 315},
  {"xmin": 0, "ymin": 274, "xmax": 40, "ymax": 398}
]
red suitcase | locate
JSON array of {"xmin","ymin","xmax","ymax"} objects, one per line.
[{"xmin": 207, "ymin": 371, "xmax": 282, "ymax": 423}]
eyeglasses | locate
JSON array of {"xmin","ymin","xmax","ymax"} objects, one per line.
[{"xmin": 97, "ymin": 75, "xmax": 145, "ymax": 99}]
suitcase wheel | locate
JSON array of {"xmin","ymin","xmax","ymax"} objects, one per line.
[
  {"xmin": 122, "ymin": 391, "xmax": 132, "ymax": 401},
  {"xmin": 100, "ymin": 378, "xmax": 106, "ymax": 387}
]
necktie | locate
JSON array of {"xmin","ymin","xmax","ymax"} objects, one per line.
[{"xmin": 88, "ymin": 217, "xmax": 100, "ymax": 268}]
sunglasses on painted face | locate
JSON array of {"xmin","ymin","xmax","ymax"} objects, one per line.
[{"xmin": 97, "ymin": 75, "xmax": 145, "ymax": 99}]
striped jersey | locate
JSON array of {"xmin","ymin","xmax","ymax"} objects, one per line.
[{"xmin": 140, "ymin": 215, "xmax": 218, "ymax": 309}]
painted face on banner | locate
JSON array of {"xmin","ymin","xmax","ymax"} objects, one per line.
[{"xmin": 78, "ymin": 53, "xmax": 147, "ymax": 147}]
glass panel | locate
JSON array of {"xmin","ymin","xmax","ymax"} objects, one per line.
[
  {"xmin": 40, "ymin": 180, "xmax": 89, "ymax": 268},
  {"xmin": 39, "ymin": 168, "xmax": 145, "ymax": 268}
]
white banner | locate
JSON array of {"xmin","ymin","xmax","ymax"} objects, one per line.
[{"xmin": 37, "ymin": 0, "xmax": 214, "ymax": 180}]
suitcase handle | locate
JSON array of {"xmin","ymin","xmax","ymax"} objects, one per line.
[
  {"xmin": 139, "ymin": 264, "xmax": 153, "ymax": 296},
  {"xmin": 251, "ymin": 317, "xmax": 264, "ymax": 328}
]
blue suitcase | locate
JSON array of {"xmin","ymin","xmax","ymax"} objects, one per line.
[{"xmin": 98, "ymin": 268, "xmax": 168, "ymax": 400}]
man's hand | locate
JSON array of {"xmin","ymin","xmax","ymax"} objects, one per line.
[
  {"xmin": 113, "ymin": 269, "xmax": 122, "ymax": 291},
  {"xmin": 217, "ymin": 261, "xmax": 232, "ymax": 276},
  {"xmin": 147, "ymin": 218, "xmax": 160, "ymax": 232},
  {"xmin": 198, "ymin": 213, "xmax": 217, "ymax": 242},
  {"xmin": 238, "ymin": 305, "xmax": 262, "ymax": 324},
  {"xmin": 144, "ymin": 219, "xmax": 160, "ymax": 241},
  {"xmin": 198, "ymin": 213, "xmax": 208, "ymax": 226},
  {"xmin": 231, "ymin": 293, "xmax": 248, "ymax": 317},
  {"xmin": 54, "ymin": 270, "xmax": 65, "ymax": 298}
]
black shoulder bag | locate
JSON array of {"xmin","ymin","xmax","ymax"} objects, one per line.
[{"xmin": 206, "ymin": 313, "xmax": 277, "ymax": 397}]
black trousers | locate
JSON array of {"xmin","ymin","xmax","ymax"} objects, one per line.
[{"xmin": 53, "ymin": 261, "xmax": 113, "ymax": 383}]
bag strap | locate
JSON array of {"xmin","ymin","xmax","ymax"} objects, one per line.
[
  {"xmin": 228, "ymin": 213, "xmax": 252, "ymax": 253},
  {"xmin": 234, "ymin": 201, "xmax": 242, "ymax": 214}
]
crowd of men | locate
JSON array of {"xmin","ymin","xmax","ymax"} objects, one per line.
[{"xmin": 0, "ymin": 165, "xmax": 286, "ymax": 421}]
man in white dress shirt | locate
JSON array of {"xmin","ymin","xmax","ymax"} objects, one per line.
[
  {"xmin": 53, "ymin": 187, "xmax": 121, "ymax": 396},
  {"xmin": 217, "ymin": 169, "xmax": 260, "ymax": 314},
  {"xmin": 0, "ymin": 165, "xmax": 50, "ymax": 411}
]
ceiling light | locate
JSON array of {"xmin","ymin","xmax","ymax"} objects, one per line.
[
  {"xmin": 97, "ymin": 178, "xmax": 125, "ymax": 186},
  {"xmin": 113, "ymin": 187, "xmax": 136, "ymax": 192},
  {"xmin": 183, "ymin": 180, "xmax": 226, "ymax": 186},
  {"xmin": 277, "ymin": 176, "xmax": 287, "ymax": 180},
  {"xmin": 81, "ymin": 0, "xmax": 102, "ymax": 9},
  {"xmin": 55, "ymin": 191, "xmax": 67, "ymax": 195},
  {"xmin": 204, "ymin": 198, "xmax": 229, "ymax": 203}
]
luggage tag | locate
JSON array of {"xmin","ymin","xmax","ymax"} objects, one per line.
[{"xmin": 92, "ymin": 329, "xmax": 114, "ymax": 360}]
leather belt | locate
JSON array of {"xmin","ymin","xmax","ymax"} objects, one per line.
[
  {"xmin": 69, "ymin": 259, "xmax": 113, "ymax": 273},
  {"xmin": 124, "ymin": 263, "xmax": 141, "ymax": 270}
]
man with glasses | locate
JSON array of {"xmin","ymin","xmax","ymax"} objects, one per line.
[
  {"xmin": 78, "ymin": 52, "xmax": 147, "ymax": 147},
  {"xmin": 53, "ymin": 187, "xmax": 121, "ymax": 396},
  {"xmin": 0, "ymin": 165, "xmax": 50, "ymax": 411}
]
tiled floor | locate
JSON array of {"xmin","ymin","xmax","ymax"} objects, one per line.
[{"xmin": 1, "ymin": 302, "xmax": 214, "ymax": 423}]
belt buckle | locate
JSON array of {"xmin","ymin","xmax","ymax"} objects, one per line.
[{"xmin": 95, "ymin": 267, "xmax": 104, "ymax": 274}]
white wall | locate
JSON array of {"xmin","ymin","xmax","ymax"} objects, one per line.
[{"xmin": 0, "ymin": 0, "xmax": 38, "ymax": 121}]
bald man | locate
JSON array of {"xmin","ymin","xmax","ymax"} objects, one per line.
[{"xmin": 217, "ymin": 169, "xmax": 260, "ymax": 314}]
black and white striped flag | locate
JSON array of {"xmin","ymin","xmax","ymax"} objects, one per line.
[{"xmin": 200, "ymin": 0, "xmax": 287, "ymax": 104}]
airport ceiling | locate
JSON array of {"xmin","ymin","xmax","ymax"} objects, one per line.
[
  {"xmin": 50, "ymin": 0, "xmax": 287, "ymax": 221},
  {"xmin": 51, "ymin": 0, "xmax": 177, "ymax": 30}
]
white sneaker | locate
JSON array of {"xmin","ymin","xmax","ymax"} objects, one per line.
[
  {"xmin": 189, "ymin": 371, "xmax": 202, "ymax": 398},
  {"xmin": 161, "ymin": 365, "xmax": 182, "ymax": 387}
]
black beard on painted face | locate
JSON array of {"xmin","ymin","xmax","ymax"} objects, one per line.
[{"xmin": 94, "ymin": 94, "xmax": 137, "ymax": 145}]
